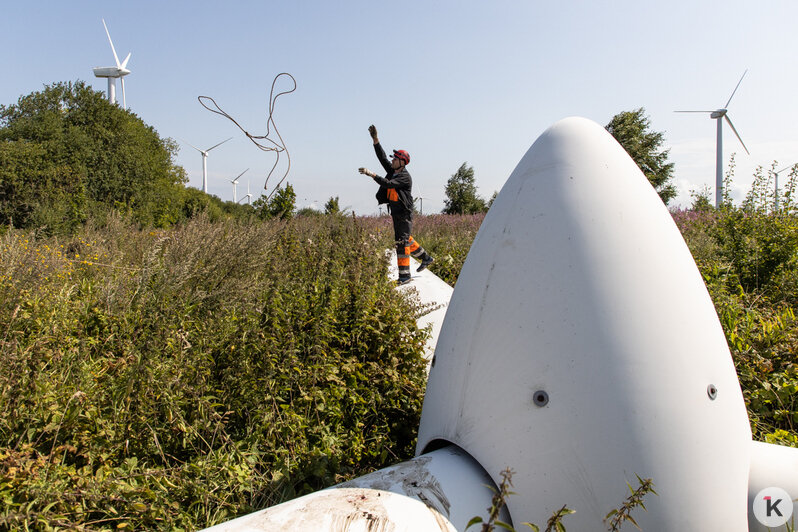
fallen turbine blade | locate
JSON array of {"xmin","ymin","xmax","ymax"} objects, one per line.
[
  {"xmin": 725, "ymin": 115, "xmax": 750, "ymax": 155},
  {"xmin": 724, "ymin": 69, "xmax": 748, "ymax": 109},
  {"xmin": 102, "ymin": 19, "xmax": 122, "ymax": 68}
]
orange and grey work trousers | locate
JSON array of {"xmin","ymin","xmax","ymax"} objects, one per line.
[{"xmin": 392, "ymin": 211, "xmax": 431, "ymax": 281}]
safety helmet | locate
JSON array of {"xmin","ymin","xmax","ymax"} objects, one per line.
[{"xmin": 392, "ymin": 149, "xmax": 410, "ymax": 165}]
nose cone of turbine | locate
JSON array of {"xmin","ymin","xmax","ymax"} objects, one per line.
[{"xmin": 417, "ymin": 117, "xmax": 751, "ymax": 530}]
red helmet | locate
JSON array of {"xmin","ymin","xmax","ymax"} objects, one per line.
[{"xmin": 392, "ymin": 149, "xmax": 410, "ymax": 165}]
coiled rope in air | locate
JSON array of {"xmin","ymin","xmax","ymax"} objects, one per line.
[{"xmin": 198, "ymin": 72, "xmax": 296, "ymax": 200}]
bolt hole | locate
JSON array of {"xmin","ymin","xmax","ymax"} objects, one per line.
[
  {"xmin": 533, "ymin": 390, "xmax": 549, "ymax": 407},
  {"xmin": 707, "ymin": 384, "xmax": 718, "ymax": 400}
]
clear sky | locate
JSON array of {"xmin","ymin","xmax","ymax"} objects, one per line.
[{"xmin": 3, "ymin": 1, "xmax": 798, "ymax": 214}]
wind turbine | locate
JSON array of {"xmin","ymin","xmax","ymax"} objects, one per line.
[
  {"xmin": 230, "ymin": 168, "xmax": 249, "ymax": 203},
  {"xmin": 240, "ymin": 181, "xmax": 253, "ymax": 205},
  {"xmin": 772, "ymin": 163, "xmax": 796, "ymax": 211},
  {"xmin": 92, "ymin": 19, "xmax": 131, "ymax": 109},
  {"xmin": 183, "ymin": 137, "xmax": 232, "ymax": 193},
  {"xmin": 676, "ymin": 70, "xmax": 750, "ymax": 207}
]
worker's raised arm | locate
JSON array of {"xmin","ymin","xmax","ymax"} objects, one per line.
[{"xmin": 369, "ymin": 125, "xmax": 393, "ymax": 173}]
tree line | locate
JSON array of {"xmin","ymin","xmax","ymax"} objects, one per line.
[{"xmin": 0, "ymin": 81, "xmax": 675, "ymax": 234}]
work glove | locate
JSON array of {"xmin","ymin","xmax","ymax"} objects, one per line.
[
  {"xmin": 368, "ymin": 125, "xmax": 378, "ymax": 141},
  {"xmin": 358, "ymin": 167, "xmax": 374, "ymax": 177}
]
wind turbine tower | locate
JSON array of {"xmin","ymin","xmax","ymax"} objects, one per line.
[
  {"xmin": 230, "ymin": 168, "xmax": 249, "ymax": 203},
  {"xmin": 677, "ymin": 70, "xmax": 750, "ymax": 207},
  {"xmin": 244, "ymin": 181, "xmax": 253, "ymax": 205},
  {"xmin": 184, "ymin": 138, "xmax": 232, "ymax": 193},
  {"xmin": 92, "ymin": 19, "xmax": 132, "ymax": 109},
  {"xmin": 772, "ymin": 163, "xmax": 796, "ymax": 211}
]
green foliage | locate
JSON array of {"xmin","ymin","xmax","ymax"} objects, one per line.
[
  {"xmin": 605, "ymin": 108, "xmax": 675, "ymax": 204},
  {"xmin": 488, "ymin": 190, "xmax": 498, "ymax": 209},
  {"xmin": 0, "ymin": 214, "xmax": 428, "ymax": 529},
  {"xmin": 466, "ymin": 468, "xmax": 541, "ymax": 532},
  {"xmin": 689, "ymin": 185, "xmax": 713, "ymax": 212},
  {"xmin": 604, "ymin": 476, "xmax": 657, "ymax": 531},
  {"xmin": 324, "ymin": 196, "xmax": 341, "ymax": 215},
  {"xmin": 412, "ymin": 213, "xmax": 485, "ymax": 285},
  {"xmin": 468, "ymin": 469, "xmax": 654, "ymax": 532},
  {"xmin": 443, "ymin": 162, "xmax": 488, "ymax": 215},
  {"xmin": 254, "ymin": 183, "xmax": 297, "ymax": 220},
  {"xmin": 0, "ymin": 81, "xmax": 187, "ymax": 232}
]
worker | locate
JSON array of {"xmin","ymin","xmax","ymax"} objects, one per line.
[{"xmin": 359, "ymin": 125, "xmax": 434, "ymax": 285}]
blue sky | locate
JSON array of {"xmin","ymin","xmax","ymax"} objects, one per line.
[{"xmin": 4, "ymin": 1, "xmax": 798, "ymax": 214}]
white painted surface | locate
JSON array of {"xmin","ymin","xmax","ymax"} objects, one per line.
[
  {"xmin": 387, "ymin": 250, "xmax": 454, "ymax": 366},
  {"xmin": 416, "ymin": 117, "xmax": 752, "ymax": 530},
  {"xmin": 202, "ymin": 445, "xmax": 505, "ymax": 531},
  {"xmin": 748, "ymin": 441, "xmax": 798, "ymax": 531}
]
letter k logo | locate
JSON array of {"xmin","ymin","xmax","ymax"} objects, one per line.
[
  {"xmin": 765, "ymin": 496, "xmax": 783, "ymax": 517},
  {"xmin": 755, "ymin": 488, "xmax": 792, "ymax": 526}
]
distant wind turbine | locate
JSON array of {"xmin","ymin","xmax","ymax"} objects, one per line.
[
  {"xmin": 772, "ymin": 163, "xmax": 796, "ymax": 211},
  {"xmin": 240, "ymin": 180, "xmax": 253, "ymax": 205},
  {"xmin": 92, "ymin": 19, "xmax": 131, "ymax": 109},
  {"xmin": 230, "ymin": 168, "xmax": 249, "ymax": 203},
  {"xmin": 183, "ymin": 137, "xmax": 233, "ymax": 193},
  {"xmin": 676, "ymin": 70, "xmax": 750, "ymax": 207}
]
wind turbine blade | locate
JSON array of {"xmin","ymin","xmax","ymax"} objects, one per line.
[
  {"xmin": 121, "ymin": 78, "xmax": 126, "ymax": 110},
  {"xmin": 235, "ymin": 168, "xmax": 250, "ymax": 180},
  {"xmin": 674, "ymin": 110, "xmax": 714, "ymax": 113},
  {"xmin": 206, "ymin": 137, "xmax": 233, "ymax": 152},
  {"xmin": 724, "ymin": 69, "xmax": 748, "ymax": 108},
  {"xmin": 102, "ymin": 19, "xmax": 122, "ymax": 68},
  {"xmin": 120, "ymin": 52, "xmax": 131, "ymax": 69},
  {"xmin": 180, "ymin": 139, "xmax": 204, "ymax": 153},
  {"xmin": 724, "ymin": 115, "xmax": 750, "ymax": 155}
]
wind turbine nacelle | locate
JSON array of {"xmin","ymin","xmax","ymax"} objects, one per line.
[
  {"xmin": 92, "ymin": 66, "xmax": 130, "ymax": 78},
  {"xmin": 711, "ymin": 109, "xmax": 726, "ymax": 119}
]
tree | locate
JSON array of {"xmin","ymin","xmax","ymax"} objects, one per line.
[
  {"xmin": 324, "ymin": 196, "xmax": 340, "ymax": 215},
  {"xmin": 487, "ymin": 190, "xmax": 498, "ymax": 209},
  {"xmin": 0, "ymin": 81, "xmax": 186, "ymax": 231},
  {"xmin": 443, "ymin": 162, "xmax": 487, "ymax": 214},
  {"xmin": 605, "ymin": 108, "xmax": 676, "ymax": 204},
  {"xmin": 255, "ymin": 183, "xmax": 296, "ymax": 219}
]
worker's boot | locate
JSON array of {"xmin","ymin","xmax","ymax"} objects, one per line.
[{"xmin": 417, "ymin": 255, "xmax": 434, "ymax": 272}]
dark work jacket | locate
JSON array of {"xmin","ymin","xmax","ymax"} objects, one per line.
[{"xmin": 371, "ymin": 142, "xmax": 414, "ymax": 214}]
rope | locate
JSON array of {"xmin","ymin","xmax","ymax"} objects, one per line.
[{"xmin": 198, "ymin": 73, "xmax": 297, "ymax": 200}]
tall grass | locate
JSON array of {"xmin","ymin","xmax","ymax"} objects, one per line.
[{"xmin": 0, "ymin": 213, "xmax": 429, "ymax": 530}]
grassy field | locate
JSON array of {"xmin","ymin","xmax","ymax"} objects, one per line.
[{"xmin": 0, "ymin": 208, "xmax": 796, "ymax": 530}]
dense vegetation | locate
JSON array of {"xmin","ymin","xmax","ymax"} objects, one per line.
[{"xmin": 0, "ymin": 214, "xmax": 429, "ymax": 530}]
